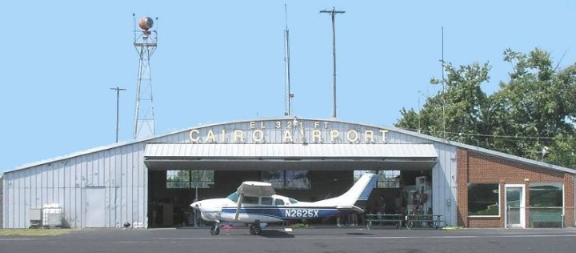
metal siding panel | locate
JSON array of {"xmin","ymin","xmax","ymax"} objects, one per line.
[
  {"xmin": 46, "ymin": 165, "xmax": 53, "ymax": 189},
  {"xmin": 81, "ymin": 156, "xmax": 87, "ymax": 188},
  {"xmin": 35, "ymin": 167, "xmax": 41, "ymax": 209},
  {"xmin": 58, "ymin": 164, "xmax": 64, "ymax": 206},
  {"xmin": 444, "ymin": 146, "xmax": 454, "ymax": 225},
  {"xmin": 140, "ymin": 145, "xmax": 146, "ymax": 227},
  {"xmin": 105, "ymin": 152, "xmax": 112, "ymax": 228},
  {"xmin": 116, "ymin": 187, "xmax": 122, "ymax": 227},
  {"xmin": 72, "ymin": 159, "xmax": 79, "ymax": 228},
  {"xmin": 432, "ymin": 163, "xmax": 441, "ymax": 223},
  {"xmin": 127, "ymin": 145, "xmax": 134, "ymax": 225},
  {"xmin": 74, "ymin": 158, "xmax": 81, "ymax": 188},
  {"xmin": 97, "ymin": 153, "xmax": 104, "ymax": 187},
  {"xmin": 62, "ymin": 187, "xmax": 72, "ymax": 228},
  {"xmin": 14, "ymin": 175, "xmax": 19, "ymax": 228},
  {"xmin": 30, "ymin": 170, "xmax": 36, "ymax": 212},
  {"xmin": 3, "ymin": 175, "xmax": 7, "ymax": 228},
  {"xmin": 76, "ymin": 187, "xmax": 82, "ymax": 228},
  {"xmin": 87, "ymin": 156, "xmax": 93, "ymax": 187},
  {"xmin": 449, "ymin": 146, "xmax": 458, "ymax": 226},
  {"xmin": 133, "ymin": 145, "xmax": 141, "ymax": 227},
  {"xmin": 9, "ymin": 174, "xmax": 15, "ymax": 228},
  {"xmin": 441, "ymin": 146, "xmax": 449, "ymax": 225},
  {"xmin": 9, "ymin": 173, "xmax": 13, "ymax": 228},
  {"xmin": 116, "ymin": 149, "xmax": 122, "ymax": 227},
  {"xmin": 24, "ymin": 180, "xmax": 30, "ymax": 228},
  {"xmin": 20, "ymin": 175, "xmax": 26, "ymax": 228},
  {"xmin": 7, "ymin": 175, "xmax": 12, "ymax": 228}
]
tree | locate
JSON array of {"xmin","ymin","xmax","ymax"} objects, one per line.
[
  {"xmin": 396, "ymin": 48, "xmax": 576, "ymax": 167},
  {"xmin": 396, "ymin": 61, "xmax": 491, "ymax": 146}
]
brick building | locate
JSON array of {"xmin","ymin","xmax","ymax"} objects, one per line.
[{"xmin": 457, "ymin": 149, "xmax": 574, "ymax": 228}]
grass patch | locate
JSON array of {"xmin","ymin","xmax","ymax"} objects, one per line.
[
  {"xmin": 290, "ymin": 223, "xmax": 309, "ymax": 229},
  {"xmin": 0, "ymin": 229, "xmax": 72, "ymax": 237}
]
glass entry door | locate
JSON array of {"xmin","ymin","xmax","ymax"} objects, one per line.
[{"xmin": 505, "ymin": 184, "xmax": 526, "ymax": 228}]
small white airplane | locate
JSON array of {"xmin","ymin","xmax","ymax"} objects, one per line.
[{"xmin": 190, "ymin": 172, "xmax": 377, "ymax": 235}]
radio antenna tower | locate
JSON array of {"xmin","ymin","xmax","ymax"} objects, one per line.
[
  {"xmin": 284, "ymin": 4, "xmax": 294, "ymax": 116},
  {"xmin": 133, "ymin": 14, "xmax": 158, "ymax": 139}
]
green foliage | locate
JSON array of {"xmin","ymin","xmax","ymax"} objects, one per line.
[{"xmin": 396, "ymin": 48, "xmax": 576, "ymax": 168}]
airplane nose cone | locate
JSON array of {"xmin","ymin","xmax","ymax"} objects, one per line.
[{"xmin": 190, "ymin": 201, "xmax": 201, "ymax": 210}]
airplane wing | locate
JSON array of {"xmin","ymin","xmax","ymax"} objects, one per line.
[
  {"xmin": 237, "ymin": 181, "xmax": 275, "ymax": 197},
  {"xmin": 234, "ymin": 181, "xmax": 275, "ymax": 221}
]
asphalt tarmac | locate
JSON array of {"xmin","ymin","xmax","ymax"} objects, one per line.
[{"xmin": 1, "ymin": 226, "xmax": 575, "ymax": 253}]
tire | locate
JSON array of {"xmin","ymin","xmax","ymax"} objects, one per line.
[
  {"xmin": 210, "ymin": 225, "xmax": 220, "ymax": 235},
  {"xmin": 249, "ymin": 225, "xmax": 261, "ymax": 235}
]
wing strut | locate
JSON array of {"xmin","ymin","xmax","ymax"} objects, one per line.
[{"xmin": 234, "ymin": 193, "xmax": 244, "ymax": 221}]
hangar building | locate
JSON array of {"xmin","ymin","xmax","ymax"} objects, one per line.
[{"xmin": 1, "ymin": 118, "xmax": 574, "ymax": 228}]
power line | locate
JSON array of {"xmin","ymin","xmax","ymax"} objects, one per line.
[{"xmin": 399, "ymin": 127, "xmax": 566, "ymax": 141}]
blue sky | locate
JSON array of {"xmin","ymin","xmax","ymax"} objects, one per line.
[{"xmin": 1, "ymin": 0, "xmax": 576, "ymax": 172}]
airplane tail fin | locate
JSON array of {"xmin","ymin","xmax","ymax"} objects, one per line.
[{"xmin": 314, "ymin": 173, "xmax": 377, "ymax": 208}]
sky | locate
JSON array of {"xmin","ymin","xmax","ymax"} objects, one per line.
[{"xmin": 1, "ymin": 0, "xmax": 576, "ymax": 172}]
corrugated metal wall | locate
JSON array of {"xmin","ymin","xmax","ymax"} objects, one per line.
[
  {"xmin": 1, "ymin": 176, "xmax": 3, "ymax": 228},
  {"xmin": 2, "ymin": 143, "xmax": 151, "ymax": 229},
  {"xmin": 2, "ymin": 118, "xmax": 459, "ymax": 228}
]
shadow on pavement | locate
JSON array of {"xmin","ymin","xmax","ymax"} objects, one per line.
[
  {"xmin": 258, "ymin": 230, "xmax": 295, "ymax": 238},
  {"xmin": 346, "ymin": 232, "xmax": 373, "ymax": 236}
]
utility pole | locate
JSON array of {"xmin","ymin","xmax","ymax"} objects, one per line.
[
  {"xmin": 320, "ymin": 7, "xmax": 345, "ymax": 119},
  {"xmin": 110, "ymin": 87, "xmax": 126, "ymax": 143}
]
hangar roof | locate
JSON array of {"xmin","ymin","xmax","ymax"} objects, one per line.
[{"xmin": 5, "ymin": 117, "xmax": 575, "ymax": 174}]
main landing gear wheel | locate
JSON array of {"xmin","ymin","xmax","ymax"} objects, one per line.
[
  {"xmin": 210, "ymin": 224, "xmax": 220, "ymax": 235},
  {"xmin": 249, "ymin": 224, "xmax": 262, "ymax": 235}
]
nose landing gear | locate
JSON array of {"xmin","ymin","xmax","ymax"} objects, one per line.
[{"xmin": 210, "ymin": 223, "xmax": 220, "ymax": 235}]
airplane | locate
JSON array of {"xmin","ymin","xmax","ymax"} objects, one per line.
[{"xmin": 190, "ymin": 172, "xmax": 377, "ymax": 235}]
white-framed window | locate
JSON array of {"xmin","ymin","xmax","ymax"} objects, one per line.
[{"xmin": 529, "ymin": 183, "xmax": 563, "ymax": 228}]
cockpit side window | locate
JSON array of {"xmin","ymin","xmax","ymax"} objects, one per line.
[
  {"xmin": 244, "ymin": 196, "xmax": 259, "ymax": 204},
  {"xmin": 226, "ymin": 192, "xmax": 239, "ymax": 202},
  {"xmin": 274, "ymin": 199, "xmax": 285, "ymax": 206},
  {"xmin": 261, "ymin": 197, "xmax": 273, "ymax": 205}
]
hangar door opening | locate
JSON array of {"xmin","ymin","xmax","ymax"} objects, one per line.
[
  {"xmin": 354, "ymin": 170, "xmax": 433, "ymax": 216},
  {"xmin": 148, "ymin": 170, "xmax": 217, "ymax": 228}
]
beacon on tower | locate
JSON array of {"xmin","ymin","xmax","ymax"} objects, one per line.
[{"xmin": 133, "ymin": 15, "xmax": 158, "ymax": 139}]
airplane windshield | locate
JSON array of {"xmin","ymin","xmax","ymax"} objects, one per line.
[{"xmin": 227, "ymin": 192, "xmax": 239, "ymax": 202}]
